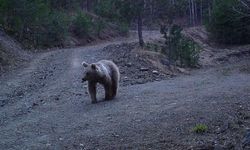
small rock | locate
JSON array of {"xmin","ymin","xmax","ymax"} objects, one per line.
[
  {"xmin": 215, "ymin": 127, "xmax": 222, "ymax": 134},
  {"xmin": 112, "ymin": 133, "xmax": 119, "ymax": 137},
  {"xmin": 214, "ymin": 144, "xmax": 226, "ymax": 150},
  {"xmin": 124, "ymin": 76, "xmax": 128, "ymax": 80},
  {"xmin": 59, "ymin": 137, "xmax": 63, "ymax": 141},
  {"xmin": 135, "ymin": 80, "xmax": 144, "ymax": 84},
  {"xmin": 170, "ymin": 74, "xmax": 177, "ymax": 77},
  {"xmin": 160, "ymin": 59, "xmax": 169, "ymax": 66},
  {"xmin": 76, "ymin": 93, "xmax": 83, "ymax": 96},
  {"xmin": 242, "ymin": 129, "xmax": 250, "ymax": 148},
  {"xmin": 140, "ymin": 67, "xmax": 149, "ymax": 71},
  {"xmin": 55, "ymin": 97, "xmax": 59, "ymax": 101},
  {"xmin": 32, "ymin": 102, "xmax": 39, "ymax": 107},
  {"xmin": 191, "ymin": 144, "xmax": 215, "ymax": 150},
  {"xmin": 126, "ymin": 63, "xmax": 132, "ymax": 67},
  {"xmin": 152, "ymin": 70, "xmax": 159, "ymax": 75},
  {"xmin": 177, "ymin": 67, "xmax": 186, "ymax": 73}
]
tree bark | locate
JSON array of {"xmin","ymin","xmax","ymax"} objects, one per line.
[{"xmin": 138, "ymin": 12, "xmax": 144, "ymax": 47}]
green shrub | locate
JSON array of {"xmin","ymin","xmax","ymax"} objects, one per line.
[
  {"xmin": 0, "ymin": 0, "xmax": 49, "ymax": 36},
  {"xmin": 34, "ymin": 11, "xmax": 70, "ymax": 48},
  {"xmin": 95, "ymin": 19, "xmax": 106, "ymax": 37},
  {"xmin": 73, "ymin": 11, "xmax": 92, "ymax": 38},
  {"xmin": 162, "ymin": 24, "xmax": 200, "ymax": 67},
  {"xmin": 94, "ymin": 0, "xmax": 134, "ymax": 23},
  {"xmin": 95, "ymin": 0, "xmax": 119, "ymax": 21},
  {"xmin": 0, "ymin": 0, "xmax": 70, "ymax": 48},
  {"xmin": 118, "ymin": 22, "xmax": 129, "ymax": 36},
  {"xmin": 0, "ymin": 0, "xmax": 134, "ymax": 48},
  {"xmin": 46, "ymin": 0, "xmax": 81, "ymax": 10},
  {"xmin": 206, "ymin": 0, "xmax": 250, "ymax": 44},
  {"xmin": 193, "ymin": 124, "xmax": 208, "ymax": 133},
  {"xmin": 145, "ymin": 43, "xmax": 163, "ymax": 53},
  {"xmin": 179, "ymin": 38, "xmax": 200, "ymax": 67}
]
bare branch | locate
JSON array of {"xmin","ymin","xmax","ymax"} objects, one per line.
[
  {"xmin": 238, "ymin": 0, "xmax": 250, "ymax": 9},
  {"xmin": 232, "ymin": 6, "xmax": 250, "ymax": 17}
]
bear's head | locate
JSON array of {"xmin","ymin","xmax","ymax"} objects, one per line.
[{"xmin": 81, "ymin": 61, "xmax": 101, "ymax": 82}]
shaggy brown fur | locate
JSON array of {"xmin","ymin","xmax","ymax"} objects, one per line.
[{"xmin": 82, "ymin": 60, "xmax": 120, "ymax": 103}]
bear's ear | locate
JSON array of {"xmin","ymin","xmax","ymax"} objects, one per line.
[
  {"xmin": 82, "ymin": 61, "xmax": 88, "ymax": 67},
  {"xmin": 91, "ymin": 64, "xmax": 97, "ymax": 70}
]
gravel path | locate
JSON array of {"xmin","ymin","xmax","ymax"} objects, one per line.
[{"xmin": 0, "ymin": 31, "xmax": 250, "ymax": 149}]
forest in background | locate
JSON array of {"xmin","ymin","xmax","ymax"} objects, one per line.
[{"xmin": 0, "ymin": 0, "xmax": 249, "ymax": 49}]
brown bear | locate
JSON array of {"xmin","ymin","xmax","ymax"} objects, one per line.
[{"xmin": 81, "ymin": 60, "xmax": 120, "ymax": 103}]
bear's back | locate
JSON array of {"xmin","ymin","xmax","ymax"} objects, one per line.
[{"xmin": 97, "ymin": 60, "xmax": 119, "ymax": 80}]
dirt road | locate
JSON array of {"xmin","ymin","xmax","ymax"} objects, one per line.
[{"xmin": 0, "ymin": 31, "xmax": 250, "ymax": 149}]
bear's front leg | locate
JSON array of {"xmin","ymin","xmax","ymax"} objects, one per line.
[{"xmin": 88, "ymin": 82, "xmax": 97, "ymax": 104}]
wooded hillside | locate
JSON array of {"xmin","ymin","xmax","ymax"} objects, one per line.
[{"xmin": 0, "ymin": 0, "xmax": 249, "ymax": 48}]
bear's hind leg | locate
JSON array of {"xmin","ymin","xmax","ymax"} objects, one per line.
[
  {"xmin": 104, "ymin": 84, "xmax": 113, "ymax": 100},
  {"xmin": 111, "ymin": 69, "xmax": 119, "ymax": 99},
  {"xmin": 88, "ymin": 82, "xmax": 97, "ymax": 103},
  {"xmin": 111, "ymin": 82, "xmax": 118, "ymax": 98}
]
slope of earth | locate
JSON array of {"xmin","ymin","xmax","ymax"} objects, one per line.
[
  {"xmin": 0, "ymin": 30, "xmax": 31, "ymax": 73},
  {"xmin": 101, "ymin": 43, "xmax": 174, "ymax": 86},
  {"xmin": 183, "ymin": 26, "xmax": 250, "ymax": 67}
]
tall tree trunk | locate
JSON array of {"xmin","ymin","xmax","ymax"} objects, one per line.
[
  {"xmin": 208, "ymin": 3, "xmax": 211, "ymax": 23},
  {"xmin": 195, "ymin": 1, "xmax": 198, "ymax": 25},
  {"xmin": 191, "ymin": 0, "xmax": 195, "ymax": 26},
  {"xmin": 189, "ymin": 0, "xmax": 192, "ymax": 26},
  {"xmin": 81, "ymin": 0, "xmax": 86, "ymax": 10},
  {"xmin": 200, "ymin": 0, "xmax": 203, "ymax": 24},
  {"xmin": 138, "ymin": 12, "xmax": 144, "ymax": 47},
  {"xmin": 150, "ymin": 0, "xmax": 154, "ymax": 24},
  {"xmin": 86, "ymin": 0, "xmax": 90, "ymax": 12},
  {"xmin": 171, "ymin": 0, "xmax": 175, "ymax": 5}
]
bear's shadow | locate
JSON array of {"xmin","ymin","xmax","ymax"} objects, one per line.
[{"xmin": 95, "ymin": 98, "xmax": 117, "ymax": 104}]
